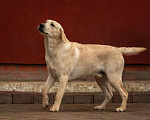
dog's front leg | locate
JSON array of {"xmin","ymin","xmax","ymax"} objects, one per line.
[
  {"xmin": 42, "ymin": 71, "xmax": 55, "ymax": 109},
  {"xmin": 49, "ymin": 75, "xmax": 68, "ymax": 112}
]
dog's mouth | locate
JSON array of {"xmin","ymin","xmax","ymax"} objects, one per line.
[
  {"xmin": 38, "ymin": 24, "xmax": 48, "ymax": 35},
  {"xmin": 38, "ymin": 29, "xmax": 48, "ymax": 35}
]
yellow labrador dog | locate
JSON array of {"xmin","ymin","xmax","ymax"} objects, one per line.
[{"xmin": 38, "ymin": 20, "xmax": 146, "ymax": 112}]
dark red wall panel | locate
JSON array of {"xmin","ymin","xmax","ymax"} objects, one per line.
[{"xmin": 0, "ymin": 0, "xmax": 150, "ymax": 64}]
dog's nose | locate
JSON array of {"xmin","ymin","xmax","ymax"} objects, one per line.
[
  {"xmin": 38, "ymin": 24, "xmax": 45, "ymax": 32},
  {"xmin": 40, "ymin": 24, "xmax": 44, "ymax": 29}
]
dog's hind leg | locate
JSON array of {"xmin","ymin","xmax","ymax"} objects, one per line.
[
  {"xmin": 42, "ymin": 71, "xmax": 55, "ymax": 109},
  {"xmin": 107, "ymin": 72, "xmax": 128, "ymax": 112},
  {"xmin": 94, "ymin": 74, "xmax": 113, "ymax": 110}
]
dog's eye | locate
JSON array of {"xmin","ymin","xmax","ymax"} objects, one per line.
[{"xmin": 50, "ymin": 23, "xmax": 55, "ymax": 27}]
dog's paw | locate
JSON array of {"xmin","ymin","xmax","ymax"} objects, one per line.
[
  {"xmin": 94, "ymin": 105, "xmax": 105, "ymax": 110},
  {"xmin": 115, "ymin": 107, "xmax": 126, "ymax": 112},
  {"xmin": 49, "ymin": 106, "xmax": 59, "ymax": 112},
  {"xmin": 42, "ymin": 103, "xmax": 49, "ymax": 109}
]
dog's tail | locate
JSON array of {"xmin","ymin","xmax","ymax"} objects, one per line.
[{"xmin": 118, "ymin": 47, "xmax": 147, "ymax": 55}]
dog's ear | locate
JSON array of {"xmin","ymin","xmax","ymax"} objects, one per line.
[{"xmin": 59, "ymin": 28, "xmax": 66, "ymax": 42}]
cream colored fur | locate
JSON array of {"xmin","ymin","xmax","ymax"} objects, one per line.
[{"xmin": 38, "ymin": 20, "xmax": 146, "ymax": 112}]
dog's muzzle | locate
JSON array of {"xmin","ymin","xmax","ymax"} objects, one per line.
[{"xmin": 38, "ymin": 24, "xmax": 45, "ymax": 33}]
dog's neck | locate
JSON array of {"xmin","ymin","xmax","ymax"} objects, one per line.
[{"xmin": 44, "ymin": 36, "xmax": 71, "ymax": 58}]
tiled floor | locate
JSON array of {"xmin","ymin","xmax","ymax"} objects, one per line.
[{"xmin": 0, "ymin": 103, "xmax": 150, "ymax": 120}]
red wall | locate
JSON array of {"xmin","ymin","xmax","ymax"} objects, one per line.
[{"xmin": 0, "ymin": 0, "xmax": 150, "ymax": 64}]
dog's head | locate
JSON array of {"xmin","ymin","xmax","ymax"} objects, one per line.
[{"xmin": 38, "ymin": 20, "xmax": 66, "ymax": 41}]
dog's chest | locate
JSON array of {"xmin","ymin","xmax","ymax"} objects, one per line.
[{"xmin": 48, "ymin": 61, "xmax": 59, "ymax": 78}]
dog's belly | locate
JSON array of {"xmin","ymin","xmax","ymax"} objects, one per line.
[{"xmin": 68, "ymin": 64, "xmax": 103, "ymax": 80}]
